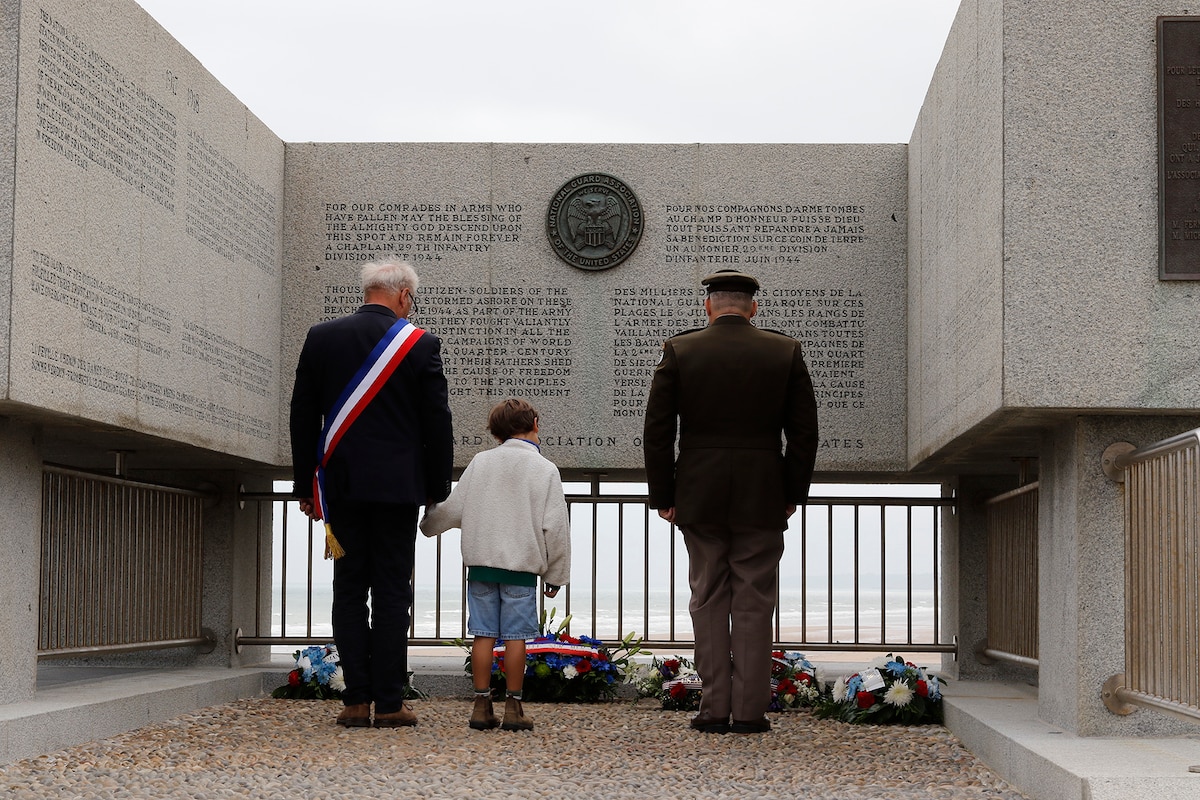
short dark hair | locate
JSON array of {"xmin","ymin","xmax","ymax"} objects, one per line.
[{"xmin": 487, "ymin": 398, "xmax": 538, "ymax": 441}]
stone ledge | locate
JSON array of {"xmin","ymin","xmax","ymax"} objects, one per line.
[
  {"xmin": 944, "ymin": 680, "xmax": 1200, "ymax": 800},
  {"xmin": 0, "ymin": 667, "xmax": 271, "ymax": 766}
]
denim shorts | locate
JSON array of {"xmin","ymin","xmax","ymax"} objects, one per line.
[{"xmin": 466, "ymin": 581, "xmax": 539, "ymax": 640}]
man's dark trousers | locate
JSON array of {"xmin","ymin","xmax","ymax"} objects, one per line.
[{"xmin": 330, "ymin": 501, "xmax": 418, "ymax": 715}]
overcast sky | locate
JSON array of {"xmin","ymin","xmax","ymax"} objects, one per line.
[{"xmin": 133, "ymin": 0, "xmax": 962, "ymax": 144}]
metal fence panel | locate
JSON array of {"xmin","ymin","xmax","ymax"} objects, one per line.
[{"xmin": 39, "ymin": 466, "xmax": 206, "ymax": 657}]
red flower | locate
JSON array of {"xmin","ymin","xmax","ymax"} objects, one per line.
[
  {"xmin": 663, "ymin": 659, "xmax": 680, "ymax": 672},
  {"xmin": 856, "ymin": 691, "xmax": 876, "ymax": 709},
  {"xmin": 287, "ymin": 670, "xmax": 302, "ymax": 687},
  {"xmin": 575, "ymin": 659, "xmax": 592, "ymax": 674},
  {"xmin": 777, "ymin": 678, "xmax": 797, "ymax": 696},
  {"xmin": 669, "ymin": 683, "xmax": 688, "ymax": 699},
  {"xmin": 797, "ymin": 673, "xmax": 813, "ymax": 685},
  {"xmin": 916, "ymin": 680, "xmax": 929, "ymax": 697}
]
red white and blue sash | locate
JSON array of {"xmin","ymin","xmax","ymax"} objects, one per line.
[{"xmin": 313, "ymin": 318, "xmax": 423, "ymax": 558}]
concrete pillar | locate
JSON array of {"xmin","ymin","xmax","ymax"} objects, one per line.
[{"xmin": 0, "ymin": 419, "xmax": 41, "ymax": 704}]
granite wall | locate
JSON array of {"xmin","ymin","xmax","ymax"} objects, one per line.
[
  {"xmin": 4, "ymin": 0, "xmax": 283, "ymax": 464},
  {"xmin": 282, "ymin": 143, "xmax": 909, "ymax": 475}
]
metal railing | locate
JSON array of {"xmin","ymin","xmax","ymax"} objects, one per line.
[
  {"xmin": 238, "ymin": 481, "xmax": 956, "ymax": 656},
  {"xmin": 38, "ymin": 465, "xmax": 213, "ymax": 658},
  {"xmin": 978, "ymin": 482, "xmax": 1039, "ymax": 669},
  {"xmin": 1101, "ymin": 429, "xmax": 1200, "ymax": 721}
]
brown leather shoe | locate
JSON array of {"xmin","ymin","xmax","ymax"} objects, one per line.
[
  {"xmin": 469, "ymin": 695, "xmax": 500, "ymax": 730},
  {"xmin": 689, "ymin": 712, "xmax": 730, "ymax": 734},
  {"xmin": 500, "ymin": 696, "xmax": 533, "ymax": 731},
  {"xmin": 373, "ymin": 703, "xmax": 418, "ymax": 728},
  {"xmin": 335, "ymin": 703, "xmax": 371, "ymax": 727},
  {"xmin": 731, "ymin": 716, "xmax": 771, "ymax": 734}
]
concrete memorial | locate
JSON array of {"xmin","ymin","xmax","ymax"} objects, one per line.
[
  {"xmin": 282, "ymin": 144, "xmax": 906, "ymax": 474},
  {"xmin": 3, "ymin": 0, "xmax": 1200, "ymax": 795}
]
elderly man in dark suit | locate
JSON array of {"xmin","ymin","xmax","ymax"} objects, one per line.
[
  {"xmin": 643, "ymin": 269, "xmax": 819, "ymax": 734},
  {"xmin": 290, "ymin": 258, "xmax": 454, "ymax": 729}
]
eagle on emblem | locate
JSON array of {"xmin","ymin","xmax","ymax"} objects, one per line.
[{"xmin": 567, "ymin": 192, "xmax": 620, "ymax": 250}]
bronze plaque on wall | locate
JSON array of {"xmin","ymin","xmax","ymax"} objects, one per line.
[{"xmin": 1158, "ymin": 17, "xmax": 1200, "ymax": 279}]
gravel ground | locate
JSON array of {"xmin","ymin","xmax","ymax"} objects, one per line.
[{"xmin": 0, "ymin": 698, "xmax": 1029, "ymax": 799}]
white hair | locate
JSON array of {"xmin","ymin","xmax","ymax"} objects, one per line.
[{"xmin": 360, "ymin": 259, "xmax": 419, "ymax": 295}]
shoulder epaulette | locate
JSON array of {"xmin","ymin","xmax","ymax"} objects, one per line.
[
  {"xmin": 762, "ymin": 328, "xmax": 794, "ymax": 338},
  {"xmin": 669, "ymin": 327, "xmax": 705, "ymax": 339}
]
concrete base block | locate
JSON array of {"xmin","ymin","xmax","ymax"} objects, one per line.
[
  {"xmin": 945, "ymin": 681, "xmax": 1200, "ymax": 800},
  {"xmin": 0, "ymin": 667, "xmax": 271, "ymax": 766}
]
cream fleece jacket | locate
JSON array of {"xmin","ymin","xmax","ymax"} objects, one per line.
[{"xmin": 419, "ymin": 438, "xmax": 571, "ymax": 587}]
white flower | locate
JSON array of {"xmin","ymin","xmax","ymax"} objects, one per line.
[
  {"xmin": 884, "ymin": 682, "xmax": 914, "ymax": 707},
  {"xmin": 329, "ymin": 666, "xmax": 346, "ymax": 692},
  {"xmin": 563, "ymin": 665, "xmax": 578, "ymax": 680},
  {"xmin": 832, "ymin": 677, "xmax": 848, "ymax": 703}
]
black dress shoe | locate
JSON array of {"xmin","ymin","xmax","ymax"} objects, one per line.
[
  {"xmin": 731, "ymin": 717, "xmax": 771, "ymax": 734},
  {"xmin": 689, "ymin": 713, "xmax": 730, "ymax": 734}
]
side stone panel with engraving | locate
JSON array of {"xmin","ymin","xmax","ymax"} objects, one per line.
[{"xmin": 7, "ymin": 0, "xmax": 283, "ymax": 463}]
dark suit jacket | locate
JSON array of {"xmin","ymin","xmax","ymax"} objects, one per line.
[
  {"xmin": 642, "ymin": 314, "xmax": 819, "ymax": 530},
  {"xmin": 289, "ymin": 304, "xmax": 454, "ymax": 506}
]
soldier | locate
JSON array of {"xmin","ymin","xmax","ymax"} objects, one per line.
[{"xmin": 642, "ymin": 269, "xmax": 819, "ymax": 734}]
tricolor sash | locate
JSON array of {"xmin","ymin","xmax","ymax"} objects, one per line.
[{"xmin": 313, "ymin": 317, "xmax": 423, "ymax": 559}]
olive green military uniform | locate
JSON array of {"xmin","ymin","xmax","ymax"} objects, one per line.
[{"xmin": 643, "ymin": 270, "xmax": 819, "ymax": 728}]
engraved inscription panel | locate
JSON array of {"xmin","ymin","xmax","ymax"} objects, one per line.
[
  {"xmin": 12, "ymin": 1, "xmax": 284, "ymax": 461},
  {"xmin": 1159, "ymin": 17, "xmax": 1200, "ymax": 279},
  {"xmin": 282, "ymin": 144, "xmax": 907, "ymax": 474}
]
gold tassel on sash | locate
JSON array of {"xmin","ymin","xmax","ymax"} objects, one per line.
[{"xmin": 324, "ymin": 523, "xmax": 345, "ymax": 560}]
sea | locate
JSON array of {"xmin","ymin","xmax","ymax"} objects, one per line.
[{"xmin": 273, "ymin": 583, "xmax": 938, "ymax": 649}]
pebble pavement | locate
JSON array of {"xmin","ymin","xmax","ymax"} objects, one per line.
[{"xmin": 0, "ymin": 697, "xmax": 1029, "ymax": 799}]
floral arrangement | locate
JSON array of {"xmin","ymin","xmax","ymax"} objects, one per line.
[
  {"xmin": 271, "ymin": 645, "xmax": 345, "ymax": 700},
  {"xmin": 813, "ymin": 653, "xmax": 945, "ymax": 725},
  {"xmin": 271, "ymin": 644, "xmax": 426, "ymax": 701},
  {"xmin": 769, "ymin": 650, "xmax": 821, "ymax": 710},
  {"xmin": 461, "ymin": 609, "xmax": 644, "ymax": 703},
  {"xmin": 631, "ymin": 655, "xmax": 702, "ymax": 710},
  {"xmin": 633, "ymin": 650, "xmax": 820, "ymax": 711}
]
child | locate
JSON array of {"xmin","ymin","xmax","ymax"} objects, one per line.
[{"xmin": 420, "ymin": 398, "xmax": 571, "ymax": 731}]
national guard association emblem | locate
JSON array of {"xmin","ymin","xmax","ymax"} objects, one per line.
[{"xmin": 546, "ymin": 173, "xmax": 643, "ymax": 271}]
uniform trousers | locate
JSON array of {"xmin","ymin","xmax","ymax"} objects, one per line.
[
  {"xmin": 682, "ymin": 522, "xmax": 785, "ymax": 722},
  {"xmin": 330, "ymin": 501, "xmax": 418, "ymax": 714}
]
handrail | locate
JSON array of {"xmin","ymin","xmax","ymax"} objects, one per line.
[
  {"xmin": 238, "ymin": 485, "xmax": 957, "ymax": 657},
  {"xmin": 1101, "ymin": 428, "xmax": 1200, "ymax": 482}
]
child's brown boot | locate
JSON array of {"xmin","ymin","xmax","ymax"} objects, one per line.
[
  {"xmin": 469, "ymin": 694, "xmax": 500, "ymax": 730},
  {"xmin": 501, "ymin": 695, "xmax": 533, "ymax": 731}
]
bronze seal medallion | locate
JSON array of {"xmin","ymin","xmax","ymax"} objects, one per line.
[{"xmin": 546, "ymin": 173, "xmax": 643, "ymax": 271}]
